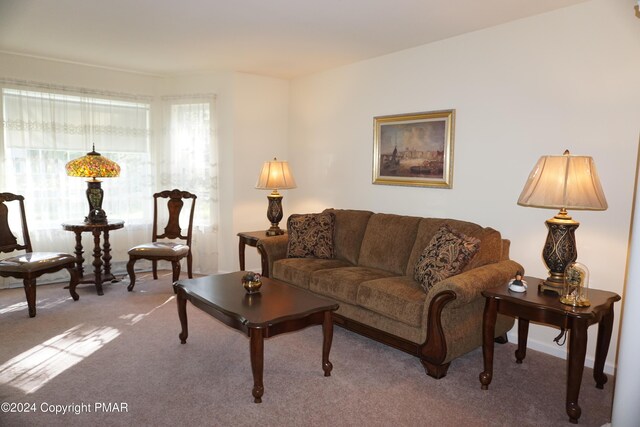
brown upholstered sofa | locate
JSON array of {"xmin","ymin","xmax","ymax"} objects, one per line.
[{"xmin": 257, "ymin": 209, "xmax": 522, "ymax": 378}]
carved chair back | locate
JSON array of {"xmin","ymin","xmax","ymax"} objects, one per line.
[
  {"xmin": 0, "ymin": 192, "xmax": 33, "ymax": 254},
  {"xmin": 152, "ymin": 189, "xmax": 197, "ymax": 247}
]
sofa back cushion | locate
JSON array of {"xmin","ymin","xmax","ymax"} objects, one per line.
[
  {"xmin": 323, "ymin": 209, "xmax": 373, "ymax": 264},
  {"xmin": 358, "ymin": 213, "xmax": 421, "ymax": 275},
  {"xmin": 406, "ymin": 218, "xmax": 503, "ymax": 276}
]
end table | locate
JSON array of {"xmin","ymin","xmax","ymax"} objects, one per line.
[
  {"xmin": 479, "ymin": 276, "xmax": 620, "ymax": 424},
  {"xmin": 62, "ymin": 219, "xmax": 125, "ymax": 295},
  {"xmin": 237, "ymin": 230, "xmax": 286, "ymax": 277}
]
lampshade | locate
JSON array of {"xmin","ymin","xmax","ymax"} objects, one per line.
[
  {"xmin": 517, "ymin": 150, "xmax": 607, "ymax": 211},
  {"xmin": 517, "ymin": 149, "xmax": 607, "ymax": 294},
  {"xmin": 255, "ymin": 158, "xmax": 297, "ymax": 190},
  {"xmin": 65, "ymin": 145, "xmax": 120, "ymax": 224},
  {"xmin": 65, "ymin": 145, "xmax": 120, "ymax": 179}
]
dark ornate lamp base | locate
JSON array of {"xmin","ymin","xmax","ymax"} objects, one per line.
[
  {"xmin": 85, "ymin": 179, "xmax": 108, "ymax": 224},
  {"xmin": 541, "ymin": 212, "xmax": 579, "ymax": 294},
  {"xmin": 265, "ymin": 191, "xmax": 285, "ymax": 236}
]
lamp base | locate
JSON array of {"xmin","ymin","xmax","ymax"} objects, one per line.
[
  {"xmin": 266, "ymin": 225, "xmax": 285, "ymax": 236},
  {"xmin": 541, "ymin": 211, "xmax": 579, "ymax": 295},
  {"xmin": 264, "ymin": 191, "xmax": 285, "ymax": 236},
  {"xmin": 84, "ymin": 179, "xmax": 108, "ymax": 224},
  {"xmin": 538, "ymin": 280, "xmax": 563, "ymax": 295},
  {"xmin": 85, "ymin": 208, "xmax": 107, "ymax": 224}
]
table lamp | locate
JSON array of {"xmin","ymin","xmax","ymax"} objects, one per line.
[
  {"xmin": 66, "ymin": 144, "xmax": 120, "ymax": 224},
  {"xmin": 255, "ymin": 157, "xmax": 296, "ymax": 236},
  {"xmin": 517, "ymin": 150, "xmax": 607, "ymax": 294}
]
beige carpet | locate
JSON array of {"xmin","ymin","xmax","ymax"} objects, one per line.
[{"xmin": 0, "ymin": 272, "xmax": 614, "ymax": 426}]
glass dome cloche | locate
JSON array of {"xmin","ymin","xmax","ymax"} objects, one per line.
[{"xmin": 560, "ymin": 261, "xmax": 590, "ymax": 307}]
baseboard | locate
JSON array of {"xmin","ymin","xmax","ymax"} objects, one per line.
[{"xmin": 507, "ymin": 331, "xmax": 616, "ymax": 375}]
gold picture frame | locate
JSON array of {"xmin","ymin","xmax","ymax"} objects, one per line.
[{"xmin": 373, "ymin": 109, "xmax": 455, "ymax": 188}]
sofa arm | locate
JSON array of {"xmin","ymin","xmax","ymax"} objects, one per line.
[
  {"xmin": 428, "ymin": 259, "xmax": 524, "ymax": 307},
  {"xmin": 256, "ymin": 234, "xmax": 289, "ymax": 277}
]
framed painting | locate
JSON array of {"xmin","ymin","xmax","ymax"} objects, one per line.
[{"xmin": 373, "ymin": 109, "xmax": 455, "ymax": 188}]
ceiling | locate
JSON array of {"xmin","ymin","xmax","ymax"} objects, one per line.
[{"xmin": 0, "ymin": 0, "xmax": 587, "ymax": 79}]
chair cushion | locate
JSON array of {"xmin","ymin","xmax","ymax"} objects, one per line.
[
  {"xmin": 414, "ymin": 225, "xmax": 481, "ymax": 293},
  {"xmin": 128, "ymin": 242, "xmax": 189, "ymax": 257},
  {"xmin": 287, "ymin": 212, "xmax": 335, "ymax": 259},
  {"xmin": 0, "ymin": 252, "xmax": 75, "ymax": 273}
]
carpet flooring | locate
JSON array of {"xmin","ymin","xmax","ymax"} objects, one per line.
[{"xmin": 0, "ymin": 272, "xmax": 614, "ymax": 426}]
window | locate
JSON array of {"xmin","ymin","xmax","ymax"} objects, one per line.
[
  {"xmin": 2, "ymin": 88, "xmax": 152, "ymax": 229},
  {"xmin": 0, "ymin": 83, "xmax": 219, "ymax": 288}
]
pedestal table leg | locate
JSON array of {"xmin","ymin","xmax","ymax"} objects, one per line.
[
  {"xmin": 92, "ymin": 229, "xmax": 103, "ymax": 295},
  {"xmin": 102, "ymin": 229, "xmax": 115, "ymax": 281},
  {"xmin": 73, "ymin": 231, "xmax": 85, "ymax": 277}
]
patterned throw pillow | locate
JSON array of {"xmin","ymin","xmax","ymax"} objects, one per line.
[
  {"xmin": 414, "ymin": 225, "xmax": 481, "ymax": 293},
  {"xmin": 286, "ymin": 212, "xmax": 336, "ymax": 259}
]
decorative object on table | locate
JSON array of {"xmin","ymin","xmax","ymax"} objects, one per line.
[
  {"xmin": 255, "ymin": 157, "xmax": 296, "ymax": 236},
  {"xmin": 372, "ymin": 109, "xmax": 455, "ymax": 188},
  {"xmin": 242, "ymin": 271, "xmax": 262, "ymax": 293},
  {"xmin": 508, "ymin": 272, "xmax": 528, "ymax": 293},
  {"xmin": 127, "ymin": 189, "xmax": 196, "ymax": 292},
  {"xmin": 517, "ymin": 149, "xmax": 607, "ymax": 294},
  {"xmin": 65, "ymin": 144, "xmax": 121, "ymax": 224},
  {"xmin": 0, "ymin": 193, "xmax": 79, "ymax": 317},
  {"xmin": 560, "ymin": 261, "xmax": 591, "ymax": 307}
]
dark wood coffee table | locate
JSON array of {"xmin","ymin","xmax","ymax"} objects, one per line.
[{"xmin": 174, "ymin": 271, "xmax": 339, "ymax": 403}]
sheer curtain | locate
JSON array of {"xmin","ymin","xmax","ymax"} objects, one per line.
[
  {"xmin": 0, "ymin": 82, "xmax": 219, "ymax": 288},
  {"xmin": 0, "ymin": 80, "xmax": 154, "ymax": 288},
  {"xmin": 158, "ymin": 95, "xmax": 219, "ymax": 274}
]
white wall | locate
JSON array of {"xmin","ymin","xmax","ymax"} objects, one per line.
[{"xmin": 289, "ymin": 0, "xmax": 640, "ymax": 372}]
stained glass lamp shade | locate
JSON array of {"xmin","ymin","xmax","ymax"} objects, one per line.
[{"xmin": 66, "ymin": 145, "xmax": 120, "ymax": 224}]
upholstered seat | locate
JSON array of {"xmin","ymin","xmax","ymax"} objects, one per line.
[
  {"xmin": 0, "ymin": 193, "xmax": 79, "ymax": 317},
  {"xmin": 127, "ymin": 189, "xmax": 196, "ymax": 291},
  {"xmin": 128, "ymin": 242, "xmax": 189, "ymax": 258},
  {"xmin": 0, "ymin": 252, "xmax": 77, "ymax": 273}
]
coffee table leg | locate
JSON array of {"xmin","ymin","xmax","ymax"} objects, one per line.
[
  {"xmin": 177, "ymin": 289, "xmax": 188, "ymax": 344},
  {"xmin": 322, "ymin": 310, "xmax": 334, "ymax": 377},
  {"xmin": 250, "ymin": 328, "xmax": 264, "ymax": 403}
]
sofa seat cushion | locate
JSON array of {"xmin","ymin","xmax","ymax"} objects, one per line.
[
  {"xmin": 272, "ymin": 258, "xmax": 353, "ymax": 289},
  {"xmin": 309, "ymin": 266, "xmax": 396, "ymax": 304},
  {"xmin": 356, "ymin": 276, "xmax": 426, "ymax": 328}
]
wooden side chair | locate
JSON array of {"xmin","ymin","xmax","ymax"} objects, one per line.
[
  {"xmin": 0, "ymin": 193, "xmax": 79, "ymax": 317},
  {"xmin": 127, "ymin": 189, "xmax": 197, "ymax": 291}
]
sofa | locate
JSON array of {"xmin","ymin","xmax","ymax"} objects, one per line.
[{"xmin": 257, "ymin": 209, "xmax": 522, "ymax": 378}]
